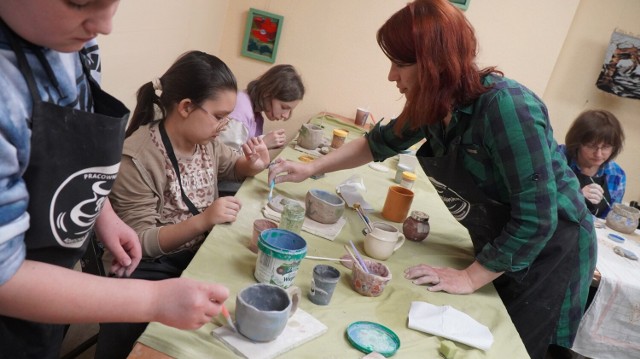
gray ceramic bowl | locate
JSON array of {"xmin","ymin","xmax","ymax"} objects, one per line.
[{"xmin": 305, "ymin": 189, "xmax": 345, "ymax": 224}]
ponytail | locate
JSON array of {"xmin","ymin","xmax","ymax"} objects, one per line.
[
  {"xmin": 126, "ymin": 81, "xmax": 165, "ymax": 138},
  {"xmin": 125, "ymin": 51, "xmax": 236, "ymax": 138}
]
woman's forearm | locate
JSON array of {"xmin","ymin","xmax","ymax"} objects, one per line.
[{"xmin": 309, "ymin": 137, "xmax": 374, "ymax": 175}]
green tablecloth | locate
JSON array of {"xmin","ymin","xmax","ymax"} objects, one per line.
[{"xmin": 137, "ymin": 114, "xmax": 529, "ymax": 358}]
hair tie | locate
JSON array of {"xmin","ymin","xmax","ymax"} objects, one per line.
[{"xmin": 152, "ymin": 77, "xmax": 163, "ymax": 98}]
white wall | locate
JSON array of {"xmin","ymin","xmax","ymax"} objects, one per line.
[
  {"xmin": 544, "ymin": 0, "xmax": 640, "ymax": 201},
  {"xmin": 101, "ymin": 1, "xmax": 640, "ymax": 198},
  {"xmin": 98, "ymin": 0, "xmax": 230, "ymax": 110},
  {"xmin": 100, "ymin": 1, "xmax": 578, "ymax": 139},
  {"xmin": 218, "ymin": 0, "xmax": 579, "ymax": 145}
]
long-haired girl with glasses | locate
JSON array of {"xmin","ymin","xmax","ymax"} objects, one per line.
[
  {"xmin": 560, "ymin": 109, "xmax": 626, "ymax": 218},
  {"xmin": 97, "ymin": 50, "xmax": 270, "ymax": 358}
]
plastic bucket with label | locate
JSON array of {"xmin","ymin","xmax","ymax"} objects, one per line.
[{"xmin": 255, "ymin": 229, "xmax": 307, "ymax": 288}]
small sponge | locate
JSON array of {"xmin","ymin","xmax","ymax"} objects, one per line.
[{"xmin": 439, "ymin": 340, "xmax": 459, "ymax": 358}]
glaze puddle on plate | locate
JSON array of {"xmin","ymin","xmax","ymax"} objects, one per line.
[{"xmin": 346, "ymin": 321, "xmax": 400, "ymax": 357}]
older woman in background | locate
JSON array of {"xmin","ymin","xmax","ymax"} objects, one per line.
[{"xmin": 559, "ymin": 109, "xmax": 626, "ymax": 218}]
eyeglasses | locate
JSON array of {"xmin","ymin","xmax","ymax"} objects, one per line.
[
  {"xmin": 582, "ymin": 143, "xmax": 613, "ymax": 153},
  {"xmin": 194, "ymin": 104, "xmax": 230, "ymax": 132}
]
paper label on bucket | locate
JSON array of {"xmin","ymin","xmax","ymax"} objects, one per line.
[
  {"xmin": 255, "ymin": 249, "xmax": 302, "ymax": 288},
  {"xmin": 255, "ymin": 231, "xmax": 307, "ymax": 288}
]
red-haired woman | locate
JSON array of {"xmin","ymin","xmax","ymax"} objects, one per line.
[{"xmin": 268, "ymin": 1, "xmax": 595, "ymax": 358}]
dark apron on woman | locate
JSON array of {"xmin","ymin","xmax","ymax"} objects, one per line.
[
  {"xmin": 0, "ymin": 24, "xmax": 128, "ymax": 358},
  {"xmin": 416, "ymin": 131, "xmax": 579, "ymax": 359},
  {"xmin": 575, "ymin": 172, "xmax": 611, "ymax": 218}
]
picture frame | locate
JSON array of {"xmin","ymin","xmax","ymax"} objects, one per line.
[
  {"xmin": 241, "ymin": 8, "xmax": 284, "ymax": 63},
  {"xmin": 449, "ymin": 0, "xmax": 471, "ymax": 11}
]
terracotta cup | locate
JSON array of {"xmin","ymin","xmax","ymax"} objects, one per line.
[
  {"xmin": 354, "ymin": 107, "xmax": 370, "ymax": 126},
  {"xmin": 250, "ymin": 219, "xmax": 278, "ymax": 253},
  {"xmin": 381, "ymin": 185, "xmax": 414, "ymax": 222}
]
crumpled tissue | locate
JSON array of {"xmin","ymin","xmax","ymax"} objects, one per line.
[{"xmin": 335, "ymin": 175, "xmax": 373, "ymax": 211}]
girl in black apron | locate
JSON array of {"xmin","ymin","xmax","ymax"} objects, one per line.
[{"xmin": 0, "ymin": 21, "xmax": 129, "ymax": 358}]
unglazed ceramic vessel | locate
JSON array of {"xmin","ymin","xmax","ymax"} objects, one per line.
[
  {"xmin": 308, "ymin": 264, "xmax": 341, "ymax": 306},
  {"xmin": 235, "ymin": 284, "xmax": 300, "ymax": 342},
  {"xmin": 351, "ymin": 260, "xmax": 392, "ymax": 297},
  {"xmin": 305, "ymin": 189, "xmax": 345, "ymax": 224},
  {"xmin": 606, "ymin": 203, "xmax": 640, "ymax": 234},
  {"xmin": 403, "ymin": 210, "xmax": 430, "ymax": 242},
  {"xmin": 297, "ymin": 123, "xmax": 324, "ymax": 149},
  {"xmin": 250, "ymin": 219, "xmax": 278, "ymax": 253}
]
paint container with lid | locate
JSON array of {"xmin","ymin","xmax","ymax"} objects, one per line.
[
  {"xmin": 331, "ymin": 129, "xmax": 348, "ymax": 149},
  {"xmin": 394, "ymin": 164, "xmax": 412, "ymax": 183},
  {"xmin": 400, "ymin": 171, "xmax": 417, "ymax": 189}
]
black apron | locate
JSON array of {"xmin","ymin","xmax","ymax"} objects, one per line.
[
  {"xmin": 0, "ymin": 24, "xmax": 128, "ymax": 358},
  {"xmin": 416, "ymin": 127, "xmax": 579, "ymax": 359},
  {"xmin": 575, "ymin": 172, "xmax": 611, "ymax": 218}
]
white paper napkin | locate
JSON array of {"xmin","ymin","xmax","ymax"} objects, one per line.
[{"xmin": 408, "ymin": 301, "xmax": 493, "ymax": 351}]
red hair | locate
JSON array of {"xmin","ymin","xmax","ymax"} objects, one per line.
[{"xmin": 377, "ymin": 0, "xmax": 499, "ymax": 132}]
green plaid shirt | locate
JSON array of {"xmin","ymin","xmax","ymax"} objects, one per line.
[{"xmin": 366, "ymin": 74, "xmax": 596, "ymax": 347}]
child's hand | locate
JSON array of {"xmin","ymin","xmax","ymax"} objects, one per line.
[
  {"xmin": 203, "ymin": 196, "xmax": 242, "ymax": 225},
  {"xmin": 263, "ymin": 129, "xmax": 287, "ymax": 149},
  {"xmin": 242, "ymin": 136, "xmax": 270, "ymax": 171}
]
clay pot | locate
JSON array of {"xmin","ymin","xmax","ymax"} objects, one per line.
[
  {"xmin": 305, "ymin": 189, "xmax": 345, "ymax": 224},
  {"xmin": 403, "ymin": 210, "xmax": 430, "ymax": 242},
  {"xmin": 351, "ymin": 260, "xmax": 392, "ymax": 297},
  {"xmin": 606, "ymin": 203, "xmax": 640, "ymax": 234},
  {"xmin": 297, "ymin": 123, "xmax": 324, "ymax": 150}
]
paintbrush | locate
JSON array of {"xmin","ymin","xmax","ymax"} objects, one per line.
[
  {"xmin": 346, "ymin": 242, "xmax": 370, "ymax": 274},
  {"xmin": 306, "ymin": 255, "xmax": 353, "ymax": 262},
  {"xmin": 220, "ymin": 304, "xmax": 237, "ymax": 333},
  {"xmin": 344, "ymin": 244, "xmax": 367, "ymax": 273},
  {"xmin": 589, "ymin": 176, "xmax": 611, "ymax": 208},
  {"xmin": 354, "ymin": 203, "xmax": 374, "ymax": 232},
  {"xmin": 268, "ymin": 178, "xmax": 275, "ymax": 203}
]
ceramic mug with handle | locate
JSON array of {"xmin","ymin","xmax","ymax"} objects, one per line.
[
  {"xmin": 363, "ymin": 222, "xmax": 405, "ymax": 260},
  {"xmin": 235, "ymin": 283, "xmax": 301, "ymax": 342}
]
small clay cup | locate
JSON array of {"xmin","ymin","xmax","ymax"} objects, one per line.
[
  {"xmin": 305, "ymin": 189, "xmax": 345, "ymax": 224},
  {"xmin": 403, "ymin": 210, "xmax": 430, "ymax": 242},
  {"xmin": 250, "ymin": 219, "xmax": 278, "ymax": 253},
  {"xmin": 350, "ymin": 260, "xmax": 392, "ymax": 297},
  {"xmin": 308, "ymin": 264, "xmax": 341, "ymax": 305},
  {"xmin": 381, "ymin": 185, "xmax": 414, "ymax": 223},
  {"xmin": 297, "ymin": 123, "xmax": 324, "ymax": 150}
]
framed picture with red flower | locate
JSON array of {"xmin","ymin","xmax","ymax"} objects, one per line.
[{"xmin": 241, "ymin": 8, "xmax": 284, "ymax": 63}]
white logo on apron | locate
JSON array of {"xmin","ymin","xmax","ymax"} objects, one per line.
[
  {"xmin": 428, "ymin": 176, "xmax": 471, "ymax": 221},
  {"xmin": 49, "ymin": 164, "xmax": 120, "ymax": 248}
]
